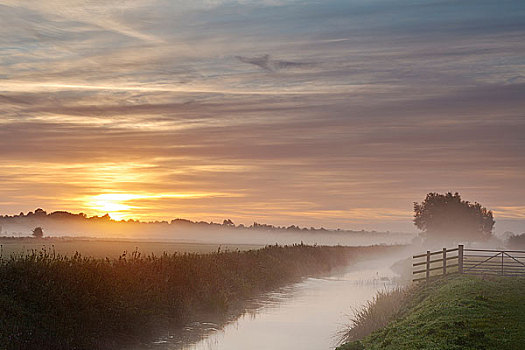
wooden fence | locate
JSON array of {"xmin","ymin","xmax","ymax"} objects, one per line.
[{"xmin": 413, "ymin": 245, "xmax": 525, "ymax": 282}]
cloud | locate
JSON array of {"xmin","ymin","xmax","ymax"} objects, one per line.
[
  {"xmin": 235, "ymin": 54, "xmax": 312, "ymax": 72},
  {"xmin": 1, "ymin": 0, "xmax": 524, "ymax": 231},
  {"xmin": 0, "ymin": 0, "xmax": 162, "ymax": 43},
  {"xmin": 493, "ymin": 207, "xmax": 525, "ymax": 219}
]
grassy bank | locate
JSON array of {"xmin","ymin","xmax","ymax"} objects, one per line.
[
  {"xmin": 0, "ymin": 244, "xmax": 392, "ymax": 350},
  {"xmin": 338, "ymin": 275, "xmax": 525, "ymax": 350}
]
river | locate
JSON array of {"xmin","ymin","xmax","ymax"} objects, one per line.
[{"xmin": 146, "ymin": 256, "xmax": 400, "ymax": 350}]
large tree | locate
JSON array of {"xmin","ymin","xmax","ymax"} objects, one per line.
[{"xmin": 414, "ymin": 192, "xmax": 494, "ymax": 243}]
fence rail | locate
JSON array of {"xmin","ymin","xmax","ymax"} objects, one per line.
[{"xmin": 412, "ymin": 245, "xmax": 525, "ymax": 282}]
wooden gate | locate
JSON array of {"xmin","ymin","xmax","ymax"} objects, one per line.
[{"xmin": 413, "ymin": 245, "xmax": 525, "ymax": 282}]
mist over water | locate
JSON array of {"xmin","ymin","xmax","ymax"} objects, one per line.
[{"xmin": 145, "ymin": 255, "xmax": 402, "ymax": 350}]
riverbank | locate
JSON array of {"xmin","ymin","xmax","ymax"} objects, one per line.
[
  {"xmin": 169, "ymin": 256, "xmax": 400, "ymax": 350},
  {"xmin": 0, "ymin": 244, "xmax": 398, "ymax": 350},
  {"xmin": 337, "ymin": 275, "xmax": 525, "ymax": 350}
]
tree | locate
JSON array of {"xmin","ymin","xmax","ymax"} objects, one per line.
[
  {"xmin": 222, "ymin": 219, "xmax": 235, "ymax": 227},
  {"xmin": 507, "ymin": 233, "xmax": 525, "ymax": 250},
  {"xmin": 32, "ymin": 227, "xmax": 44, "ymax": 238},
  {"xmin": 414, "ymin": 192, "xmax": 494, "ymax": 243}
]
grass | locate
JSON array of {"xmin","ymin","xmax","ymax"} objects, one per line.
[
  {"xmin": 336, "ymin": 287, "xmax": 408, "ymax": 345},
  {"xmin": 337, "ymin": 275, "xmax": 525, "ymax": 350},
  {"xmin": 0, "ymin": 244, "xmax": 393, "ymax": 350}
]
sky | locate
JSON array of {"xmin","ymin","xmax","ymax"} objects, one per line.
[{"xmin": 1, "ymin": 0, "xmax": 524, "ymax": 233}]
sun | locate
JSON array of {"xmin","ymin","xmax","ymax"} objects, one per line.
[
  {"xmin": 83, "ymin": 191, "xmax": 237, "ymax": 221},
  {"xmin": 87, "ymin": 193, "xmax": 145, "ymax": 220}
]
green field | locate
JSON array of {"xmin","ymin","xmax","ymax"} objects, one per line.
[
  {"xmin": 0, "ymin": 237, "xmax": 262, "ymax": 259},
  {"xmin": 338, "ymin": 275, "xmax": 525, "ymax": 350}
]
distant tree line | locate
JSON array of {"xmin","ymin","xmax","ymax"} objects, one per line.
[{"xmin": 0, "ymin": 208, "xmax": 389, "ymax": 235}]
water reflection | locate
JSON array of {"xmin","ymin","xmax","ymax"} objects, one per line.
[{"xmin": 147, "ymin": 258, "xmax": 397, "ymax": 350}]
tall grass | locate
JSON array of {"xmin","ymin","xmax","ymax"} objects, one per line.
[
  {"xmin": 337, "ymin": 286, "xmax": 411, "ymax": 347},
  {"xmin": 0, "ymin": 244, "xmax": 391, "ymax": 350}
]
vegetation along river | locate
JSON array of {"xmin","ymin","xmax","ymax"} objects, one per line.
[{"xmin": 146, "ymin": 257, "xmax": 399, "ymax": 350}]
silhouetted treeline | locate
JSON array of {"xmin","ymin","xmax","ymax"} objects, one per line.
[{"xmin": 0, "ymin": 208, "xmax": 399, "ymax": 237}]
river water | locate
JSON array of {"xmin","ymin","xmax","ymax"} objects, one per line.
[{"xmin": 148, "ymin": 257, "xmax": 399, "ymax": 350}]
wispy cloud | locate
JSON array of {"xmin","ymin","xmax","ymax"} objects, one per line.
[{"xmin": 493, "ymin": 207, "xmax": 525, "ymax": 219}]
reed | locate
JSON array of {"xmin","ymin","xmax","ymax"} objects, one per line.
[
  {"xmin": 337, "ymin": 286, "xmax": 410, "ymax": 347},
  {"xmin": 0, "ymin": 244, "xmax": 390, "ymax": 350}
]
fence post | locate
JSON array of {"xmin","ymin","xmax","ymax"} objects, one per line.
[
  {"xmin": 442, "ymin": 248, "xmax": 447, "ymax": 275},
  {"xmin": 458, "ymin": 245, "xmax": 464, "ymax": 274},
  {"xmin": 501, "ymin": 252, "xmax": 504, "ymax": 276},
  {"xmin": 426, "ymin": 250, "xmax": 431, "ymax": 281}
]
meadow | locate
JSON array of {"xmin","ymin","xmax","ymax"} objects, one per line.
[
  {"xmin": 0, "ymin": 237, "xmax": 262, "ymax": 259},
  {"xmin": 0, "ymin": 243, "xmax": 398, "ymax": 350}
]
